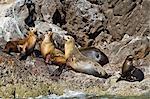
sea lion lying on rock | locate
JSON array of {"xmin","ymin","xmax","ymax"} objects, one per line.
[
  {"xmin": 64, "ymin": 35, "xmax": 111, "ymax": 78},
  {"xmin": 79, "ymin": 47, "xmax": 109, "ymax": 66}
]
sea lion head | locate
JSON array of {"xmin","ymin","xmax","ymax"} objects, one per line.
[
  {"xmin": 43, "ymin": 31, "xmax": 53, "ymax": 42},
  {"xmin": 64, "ymin": 35, "xmax": 75, "ymax": 59},
  {"xmin": 63, "ymin": 35, "xmax": 75, "ymax": 43},
  {"xmin": 29, "ymin": 27, "xmax": 37, "ymax": 35},
  {"xmin": 126, "ymin": 55, "xmax": 134, "ymax": 61},
  {"xmin": 47, "ymin": 31, "xmax": 53, "ymax": 38}
]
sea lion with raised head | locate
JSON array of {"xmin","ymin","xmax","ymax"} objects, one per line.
[
  {"xmin": 40, "ymin": 31, "xmax": 66, "ymax": 77},
  {"xmin": 19, "ymin": 27, "xmax": 38, "ymax": 60},
  {"xmin": 40, "ymin": 31, "xmax": 55, "ymax": 63},
  {"xmin": 64, "ymin": 35, "xmax": 111, "ymax": 78},
  {"xmin": 116, "ymin": 55, "xmax": 144, "ymax": 82}
]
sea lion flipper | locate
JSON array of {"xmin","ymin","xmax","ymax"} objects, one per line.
[
  {"xmin": 19, "ymin": 53, "xmax": 27, "ymax": 60},
  {"xmin": 51, "ymin": 66, "xmax": 65, "ymax": 77}
]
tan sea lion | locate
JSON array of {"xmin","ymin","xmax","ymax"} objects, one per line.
[
  {"xmin": 64, "ymin": 35, "xmax": 111, "ymax": 78},
  {"xmin": 40, "ymin": 31, "xmax": 66, "ymax": 76},
  {"xmin": 40, "ymin": 31, "xmax": 55, "ymax": 61},
  {"xmin": 40, "ymin": 31, "xmax": 66, "ymax": 64},
  {"xmin": 19, "ymin": 27, "xmax": 38, "ymax": 60},
  {"xmin": 116, "ymin": 55, "xmax": 144, "ymax": 82}
]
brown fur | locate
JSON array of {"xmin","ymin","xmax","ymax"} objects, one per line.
[
  {"xmin": 18, "ymin": 27, "xmax": 38, "ymax": 60},
  {"xmin": 3, "ymin": 38, "xmax": 27, "ymax": 54},
  {"xmin": 116, "ymin": 55, "xmax": 144, "ymax": 82},
  {"xmin": 40, "ymin": 31, "xmax": 55, "ymax": 59},
  {"xmin": 122, "ymin": 55, "xmax": 134, "ymax": 76},
  {"xmin": 40, "ymin": 31, "xmax": 66, "ymax": 65},
  {"xmin": 40, "ymin": 31, "xmax": 66, "ymax": 77}
]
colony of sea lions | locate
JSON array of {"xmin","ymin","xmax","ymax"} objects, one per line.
[
  {"xmin": 1, "ymin": 0, "xmax": 144, "ymax": 81},
  {"xmin": 2, "ymin": 26, "xmax": 145, "ymax": 82}
]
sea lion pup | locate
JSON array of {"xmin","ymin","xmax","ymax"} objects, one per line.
[
  {"xmin": 64, "ymin": 35, "xmax": 111, "ymax": 79},
  {"xmin": 79, "ymin": 47, "xmax": 109, "ymax": 66},
  {"xmin": 19, "ymin": 27, "xmax": 38, "ymax": 60},
  {"xmin": 116, "ymin": 55, "xmax": 144, "ymax": 82}
]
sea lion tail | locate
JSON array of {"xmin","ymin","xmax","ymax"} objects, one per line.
[
  {"xmin": 116, "ymin": 76, "xmax": 127, "ymax": 82},
  {"xmin": 90, "ymin": 69, "xmax": 111, "ymax": 79}
]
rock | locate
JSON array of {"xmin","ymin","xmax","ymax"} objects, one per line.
[
  {"xmin": 107, "ymin": 36, "xmax": 150, "ymax": 65},
  {"xmin": 0, "ymin": 0, "xmax": 150, "ymax": 98},
  {"xmin": 105, "ymin": 0, "xmax": 150, "ymax": 41},
  {"xmin": 0, "ymin": 0, "xmax": 15, "ymax": 4},
  {"xmin": 0, "ymin": 17, "xmax": 24, "ymax": 41}
]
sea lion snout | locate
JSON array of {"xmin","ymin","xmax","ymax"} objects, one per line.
[
  {"xmin": 63, "ymin": 35, "xmax": 68, "ymax": 40},
  {"xmin": 63, "ymin": 35, "xmax": 69, "ymax": 41},
  {"xmin": 29, "ymin": 27, "xmax": 37, "ymax": 32}
]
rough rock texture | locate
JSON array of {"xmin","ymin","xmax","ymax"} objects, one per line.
[{"xmin": 0, "ymin": 0, "xmax": 149, "ymax": 98}]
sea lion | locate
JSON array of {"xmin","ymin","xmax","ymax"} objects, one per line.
[
  {"xmin": 19, "ymin": 27, "xmax": 38, "ymax": 60},
  {"xmin": 40, "ymin": 31, "xmax": 55, "ymax": 62},
  {"xmin": 3, "ymin": 41, "xmax": 25, "ymax": 56},
  {"xmin": 64, "ymin": 35, "xmax": 111, "ymax": 78},
  {"xmin": 40, "ymin": 31, "xmax": 66, "ymax": 76},
  {"xmin": 116, "ymin": 55, "xmax": 144, "ymax": 82},
  {"xmin": 2, "ymin": 39, "xmax": 25, "ymax": 55},
  {"xmin": 79, "ymin": 47, "xmax": 109, "ymax": 66}
]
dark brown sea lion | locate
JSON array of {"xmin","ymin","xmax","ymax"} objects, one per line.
[
  {"xmin": 3, "ymin": 40, "xmax": 25, "ymax": 55},
  {"xmin": 116, "ymin": 55, "xmax": 144, "ymax": 82}
]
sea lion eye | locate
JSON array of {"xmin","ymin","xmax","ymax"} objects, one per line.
[
  {"xmin": 71, "ymin": 58, "xmax": 73, "ymax": 61},
  {"xmin": 96, "ymin": 54, "xmax": 99, "ymax": 58}
]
